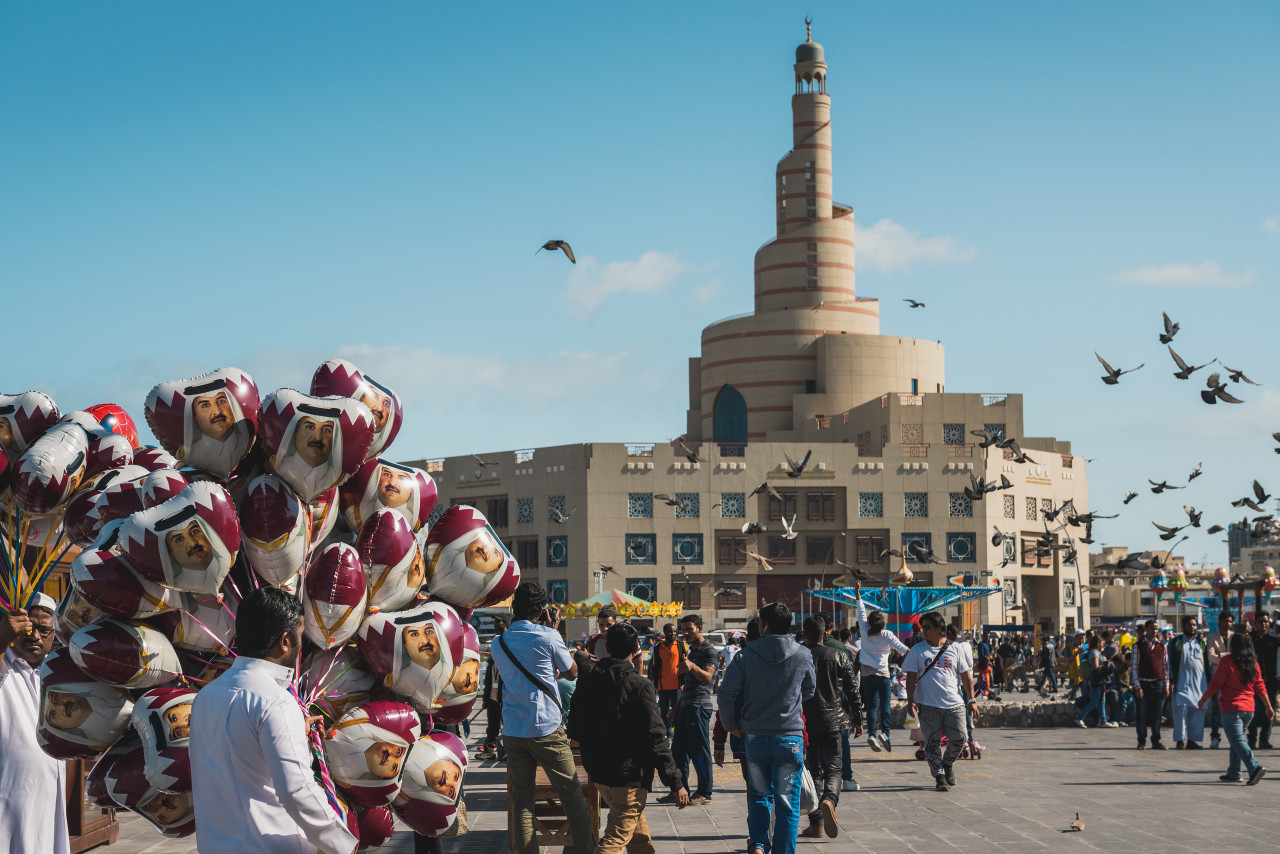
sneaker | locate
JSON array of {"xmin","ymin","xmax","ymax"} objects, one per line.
[
  {"xmin": 1101, "ymin": 722, "xmax": 1118, "ymax": 728},
  {"xmin": 1075, "ymin": 719, "xmax": 1087, "ymax": 728},
  {"xmin": 935, "ymin": 774, "xmax": 949, "ymax": 792},
  {"xmin": 1260, "ymin": 742, "xmax": 1275, "ymax": 750},
  {"xmin": 842, "ymin": 778, "xmax": 859, "ymax": 792},
  {"xmin": 1211, "ymin": 737, "xmax": 1222, "ymax": 749},
  {"xmin": 1248, "ymin": 766, "xmax": 1267, "ymax": 786},
  {"xmin": 943, "ymin": 764, "xmax": 956, "ymax": 787},
  {"xmin": 655, "ymin": 793, "xmax": 680, "ymax": 805},
  {"xmin": 689, "ymin": 795, "xmax": 712, "ymax": 806},
  {"xmin": 882, "ymin": 738, "xmax": 892, "ymax": 753},
  {"xmin": 1219, "ymin": 774, "xmax": 1242, "ymax": 782},
  {"xmin": 820, "ymin": 798, "xmax": 840, "ymax": 838},
  {"xmin": 868, "ymin": 734, "xmax": 883, "ymax": 753},
  {"xmin": 801, "ymin": 824, "xmax": 825, "ymax": 839}
]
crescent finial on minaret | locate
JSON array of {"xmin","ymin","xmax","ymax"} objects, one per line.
[{"xmin": 805, "ymin": 16, "xmax": 813, "ymax": 40}]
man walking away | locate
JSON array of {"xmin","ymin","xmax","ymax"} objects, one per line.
[
  {"xmin": 1133, "ymin": 619, "xmax": 1170, "ymax": 750},
  {"xmin": 1170, "ymin": 615, "xmax": 1208, "ymax": 748},
  {"xmin": 1208, "ymin": 612, "xmax": 1233, "ymax": 748},
  {"xmin": 1248, "ymin": 614, "xmax": 1278, "ymax": 749},
  {"xmin": 190, "ymin": 587, "xmax": 358, "ymax": 853},
  {"xmin": 800, "ymin": 617, "xmax": 861, "ymax": 840},
  {"xmin": 477, "ymin": 617, "xmax": 507, "ymax": 760},
  {"xmin": 661, "ymin": 614, "xmax": 718, "ymax": 805},
  {"xmin": 719, "ymin": 602, "xmax": 816, "ymax": 854},
  {"xmin": 649, "ymin": 623, "xmax": 684, "ymax": 730},
  {"xmin": 490, "ymin": 582, "xmax": 594, "ymax": 854},
  {"xmin": 903, "ymin": 611, "xmax": 979, "ymax": 792},
  {"xmin": 569, "ymin": 622, "xmax": 688, "ymax": 853}
]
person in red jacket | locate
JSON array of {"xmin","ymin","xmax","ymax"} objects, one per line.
[{"xmin": 1198, "ymin": 632, "xmax": 1274, "ymax": 785}]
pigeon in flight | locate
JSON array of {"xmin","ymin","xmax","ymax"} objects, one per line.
[
  {"xmin": 537, "ymin": 240, "xmax": 576, "ymax": 263},
  {"xmin": 1096, "ymin": 352, "xmax": 1143, "ymax": 385},
  {"xmin": 1118, "ymin": 554, "xmax": 1148, "ymax": 571},
  {"xmin": 1123, "ymin": 491, "xmax": 1139, "ymax": 505},
  {"xmin": 742, "ymin": 521, "xmax": 767, "ymax": 535},
  {"xmin": 1152, "ymin": 520, "xmax": 1187, "ymax": 541},
  {"xmin": 550, "ymin": 505, "xmax": 576, "ymax": 524},
  {"xmin": 675, "ymin": 438, "xmax": 705, "ymax": 463},
  {"xmin": 1183, "ymin": 505, "xmax": 1203, "ymax": 527},
  {"xmin": 1159, "ymin": 313, "xmax": 1180, "ymax": 345},
  {"xmin": 1206, "ymin": 524, "xmax": 1225, "ymax": 535},
  {"xmin": 471, "ymin": 454, "xmax": 497, "ymax": 467},
  {"xmin": 1188, "ymin": 462, "xmax": 1202, "ymax": 481},
  {"xmin": 877, "ymin": 548, "xmax": 904, "ymax": 560},
  {"xmin": 991, "ymin": 527, "xmax": 1015, "ymax": 547},
  {"xmin": 1148, "ymin": 479, "xmax": 1183, "ymax": 494},
  {"xmin": 908, "ymin": 541, "xmax": 947, "ymax": 565},
  {"xmin": 597, "ymin": 563, "xmax": 618, "ymax": 576},
  {"xmin": 1221, "ymin": 364, "xmax": 1260, "ymax": 385},
  {"xmin": 783, "ymin": 450, "xmax": 813, "ymax": 478},
  {"xmin": 654, "ymin": 493, "xmax": 683, "ymax": 508},
  {"xmin": 750, "ymin": 481, "xmax": 784, "ymax": 501},
  {"xmin": 1078, "ymin": 522, "xmax": 1096, "ymax": 545},
  {"xmin": 832, "ymin": 559, "xmax": 873, "ymax": 581},
  {"xmin": 1231, "ymin": 480, "xmax": 1270, "ymax": 512},
  {"xmin": 970, "ymin": 427, "xmax": 1003, "ymax": 448},
  {"xmin": 744, "ymin": 550, "xmax": 773, "ymax": 572},
  {"xmin": 780, "ymin": 514, "xmax": 798, "ymax": 540},
  {"xmin": 1168, "ymin": 347, "xmax": 1214, "ymax": 380},
  {"xmin": 1202, "ymin": 372, "xmax": 1245, "ymax": 404},
  {"xmin": 903, "ymin": 299, "xmax": 925, "ymax": 308}
]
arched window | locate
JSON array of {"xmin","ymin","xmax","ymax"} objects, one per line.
[{"xmin": 713, "ymin": 385, "xmax": 748, "ymax": 445}]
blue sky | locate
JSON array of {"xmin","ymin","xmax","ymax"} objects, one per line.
[{"xmin": 2, "ymin": 1, "xmax": 1277, "ymax": 564}]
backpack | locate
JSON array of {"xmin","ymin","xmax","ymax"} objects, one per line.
[{"xmin": 1077, "ymin": 648, "xmax": 1095, "ymax": 682}]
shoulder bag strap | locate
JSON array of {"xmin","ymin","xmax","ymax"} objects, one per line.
[
  {"xmin": 498, "ymin": 633, "xmax": 563, "ymax": 713},
  {"xmin": 919, "ymin": 640, "xmax": 953, "ymax": 678}
]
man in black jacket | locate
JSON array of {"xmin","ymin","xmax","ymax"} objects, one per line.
[
  {"xmin": 568, "ymin": 622, "xmax": 688, "ymax": 853},
  {"xmin": 1249, "ymin": 613, "xmax": 1278, "ymax": 749},
  {"xmin": 800, "ymin": 616, "xmax": 862, "ymax": 839},
  {"xmin": 477, "ymin": 618, "xmax": 507, "ymax": 760}
]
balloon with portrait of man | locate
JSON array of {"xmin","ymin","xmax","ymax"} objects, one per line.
[
  {"xmin": 258, "ymin": 389, "xmax": 376, "ymax": 502},
  {"xmin": 36, "ymin": 647, "xmax": 134, "ymax": 759},
  {"xmin": 391, "ymin": 730, "xmax": 468, "ymax": 836},
  {"xmin": 145, "ymin": 367, "xmax": 260, "ymax": 480},
  {"xmin": 310, "ymin": 358, "xmax": 404, "ymax": 460},
  {"xmin": 321, "ymin": 700, "xmax": 421, "ymax": 807},
  {"xmin": 117, "ymin": 481, "xmax": 240, "ymax": 597},
  {"xmin": 423, "ymin": 504, "xmax": 521, "ymax": 611}
]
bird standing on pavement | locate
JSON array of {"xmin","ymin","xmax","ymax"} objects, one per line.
[{"xmin": 1069, "ymin": 813, "xmax": 1085, "ymax": 832}]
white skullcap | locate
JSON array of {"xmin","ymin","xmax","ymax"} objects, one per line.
[{"xmin": 26, "ymin": 592, "xmax": 57, "ymax": 613}]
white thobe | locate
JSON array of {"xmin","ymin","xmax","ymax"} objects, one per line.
[
  {"xmin": 190, "ymin": 656, "xmax": 357, "ymax": 854},
  {"xmin": 0, "ymin": 648, "xmax": 69, "ymax": 854},
  {"xmin": 1174, "ymin": 638, "xmax": 1207, "ymax": 707}
]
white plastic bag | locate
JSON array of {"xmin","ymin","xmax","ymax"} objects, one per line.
[
  {"xmin": 903, "ymin": 713, "xmax": 919, "ymax": 731},
  {"xmin": 799, "ymin": 765, "xmax": 819, "ymax": 814}
]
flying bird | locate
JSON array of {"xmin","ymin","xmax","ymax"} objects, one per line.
[
  {"xmin": 537, "ymin": 240, "xmax": 576, "ymax": 263},
  {"xmin": 1231, "ymin": 480, "xmax": 1270, "ymax": 511},
  {"xmin": 1183, "ymin": 505, "xmax": 1203, "ymax": 527},
  {"xmin": 1201, "ymin": 372, "xmax": 1245, "ymax": 405},
  {"xmin": 1123, "ymin": 491, "xmax": 1139, "ymax": 505},
  {"xmin": 742, "ymin": 521, "xmax": 767, "ymax": 535},
  {"xmin": 1096, "ymin": 352, "xmax": 1143, "ymax": 385},
  {"xmin": 1220, "ymin": 364, "xmax": 1260, "ymax": 385},
  {"xmin": 832, "ymin": 558, "xmax": 872, "ymax": 581},
  {"xmin": 1078, "ymin": 522, "xmax": 1096, "ymax": 545},
  {"xmin": 749, "ymin": 481, "xmax": 784, "ymax": 501},
  {"xmin": 1152, "ymin": 521, "xmax": 1187, "ymax": 541},
  {"xmin": 783, "ymin": 449, "xmax": 813, "ymax": 478},
  {"xmin": 471, "ymin": 454, "xmax": 497, "ymax": 467},
  {"xmin": 1168, "ymin": 347, "xmax": 1214, "ymax": 380},
  {"xmin": 1148, "ymin": 479, "xmax": 1183, "ymax": 494},
  {"xmin": 550, "ymin": 506, "xmax": 576, "ymax": 524},
  {"xmin": 1188, "ymin": 462, "xmax": 1202, "ymax": 481},
  {"xmin": 780, "ymin": 514, "xmax": 799, "ymax": 540},
  {"xmin": 1159, "ymin": 312, "xmax": 1180, "ymax": 345},
  {"xmin": 675, "ymin": 438, "xmax": 705, "ymax": 463},
  {"xmin": 970, "ymin": 427, "xmax": 1003, "ymax": 448},
  {"xmin": 1118, "ymin": 554, "xmax": 1148, "ymax": 571},
  {"xmin": 907, "ymin": 541, "xmax": 947, "ymax": 565},
  {"xmin": 744, "ymin": 550, "xmax": 773, "ymax": 572},
  {"xmin": 1206, "ymin": 524, "xmax": 1225, "ymax": 535},
  {"xmin": 991, "ymin": 527, "xmax": 1014, "ymax": 547},
  {"xmin": 878, "ymin": 548, "xmax": 904, "ymax": 560},
  {"xmin": 903, "ymin": 299, "xmax": 925, "ymax": 308},
  {"xmin": 597, "ymin": 563, "xmax": 617, "ymax": 576}
]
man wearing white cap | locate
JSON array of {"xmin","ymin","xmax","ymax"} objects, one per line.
[{"xmin": 0, "ymin": 593, "xmax": 68, "ymax": 854}]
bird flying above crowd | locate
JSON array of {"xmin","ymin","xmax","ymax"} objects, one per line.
[
  {"xmin": 1159, "ymin": 313, "xmax": 1180, "ymax": 345},
  {"xmin": 1221, "ymin": 364, "xmax": 1260, "ymax": 385},
  {"xmin": 1096, "ymin": 352, "xmax": 1143, "ymax": 385},
  {"xmin": 1202, "ymin": 372, "xmax": 1245, "ymax": 404},
  {"xmin": 537, "ymin": 240, "xmax": 576, "ymax": 263},
  {"xmin": 783, "ymin": 449, "xmax": 812, "ymax": 478},
  {"xmin": 1168, "ymin": 347, "xmax": 1214, "ymax": 380},
  {"xmin": 903, "ymin": 299, "xmax": 925, "ymax": 308}
]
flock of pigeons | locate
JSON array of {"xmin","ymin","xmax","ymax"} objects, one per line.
[{"xmin": 1095, "ymin": 312, "xmax": 1258, "ymax": 404}]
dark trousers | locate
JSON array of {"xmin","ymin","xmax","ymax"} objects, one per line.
[
  {"xmin": 1137, "ymin": 682, "xmax": 1165, "ymax": 747},
  {"xmin": 805, "ymin": 729, "xmax": 842, "ymax": 825},
  {"xmin": 484, "ymin": 702, "xmax": 503, "ymax": 752},
  {"xmin": 1249, "ymin": 681, "xmax": 1279, "ymax": 745},
  {"xmin": 671, "ymin": 706, "xmax": 714, "ymax": 799},
  {"xmin": 657, "ymin": 689, "xmax": 680, "ymax": 724}
]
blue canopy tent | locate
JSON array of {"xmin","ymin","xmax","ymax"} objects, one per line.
[{"xmin": 812, "ymin": 586, "xmax": 1001, "ymax": 638}]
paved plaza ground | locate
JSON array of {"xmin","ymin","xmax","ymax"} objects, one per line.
[{"xmin": 111, "ymin": 726, "xmax": 1278, "ymax": 853}]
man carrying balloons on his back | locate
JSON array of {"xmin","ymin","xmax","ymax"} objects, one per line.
[{"xmin": 0, "ymin": 593, "xmax": 69, "ymax": 854}]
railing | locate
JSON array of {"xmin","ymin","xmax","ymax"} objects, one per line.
[
  {"xmin": 514, "ymin": 449, "xmax": 535, "ymax": 464},
  {"xmin": 901, "ymin": 443, "xmax": 929, "ymax": 458},
  {"xmin": 626, "ymin": 443, "xmax": 655, "ymax": 457},
  {"xmin": 423, "ymin": 458, "xmax": 444, "ymax": 473},
  {"xmin": 856, "ymin": 443, "xmax": 883, "ymax": 457},
  {"xmin": 718, "ymin": 443, "xmax": 747, "ymax": 457},
  {"xmin": 947, "ymin": 444, "xmax": 973, "ymax": 457},
  {"xmin": 702, "ymin": 311, "xmax": 754, "ymax": 332},
  {"xmin": 982, "ymin": 394, "xmax": 1008, "ymax": 406}
]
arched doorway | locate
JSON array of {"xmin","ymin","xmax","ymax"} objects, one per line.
[{"xmin": 713, "ymin": 385, "xmax": 747, "ymax": 449}]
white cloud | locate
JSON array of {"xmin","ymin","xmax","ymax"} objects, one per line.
[
  {"xmin": 562, "ymin": 251, "xmax": 687, "ymax": 319},
  {"xmin": 1111, "ymin": 261, "xmax": 1256, "ymax": 288},
  {"xmin": 1264, "ymin": 216, "xmax": 1279, "ymax": 235},
  {"xmin": 854, "ymin": 218, "xmax": 977, "ymax": 272}
]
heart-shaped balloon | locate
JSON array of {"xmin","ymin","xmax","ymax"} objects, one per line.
[
  {"xmin": 145, "ymin": 367, "xmax": 260, "ymax": 480},
  {"xmin": 258, "ymin": 389, "xmax": 376, "ymax": 501}
]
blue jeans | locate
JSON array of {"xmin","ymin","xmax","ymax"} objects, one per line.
[
  {"xmin": 1075, "ymin": 686, "xmax": 1108, "ymax": 725},
  {"xmin": 657, "ymin": 689, "xmax": 680, "ymax": 728},
  {"xmin": 1223, "ymin": 709, "xmax": 1260, "ymax": 779},
  {"xmin": 672, "ymin": 706, "xmax": 713, "ymax": 799},
  {"xmin": 1108, "ymin": 689, "xmax": 1135, "ymax": 724},
  {"xmin": 860, "ymin": 674, "xmax": 892, "ymax": 740},
  {"xmin": 840, "ymin": 728, "xmax": 852, "ymax": 779},
  {"xmin": 745, "ymin": 733, "xmax": 804, "ymax": 854}
]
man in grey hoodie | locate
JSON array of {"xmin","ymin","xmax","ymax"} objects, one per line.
[{"xmin": 719, "ymin": 601, "xmax": 816, "ymax": 854}]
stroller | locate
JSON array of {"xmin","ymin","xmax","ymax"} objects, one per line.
[{"xmin": 907, "ymin": 714, "xmax": 983, "ymax": 760}]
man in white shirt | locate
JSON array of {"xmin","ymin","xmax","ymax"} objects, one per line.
[
  {"xmin": 0, "ymin": 594, "xmax": 69, "ymax": 854},
  {"xmin": 191, "ymin": 587, "xmax": 357, "ymax": 854},
  {"xmin": 904, "ymin": 612, "xmax": 979, "ymax": 792}
]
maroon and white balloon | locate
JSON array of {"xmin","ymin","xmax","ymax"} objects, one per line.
[
  {"xmin": 430, "ymin": 623, "xmax": 482, "ymax": 723},
  {"xmin": 339, "ymin": 458, "xmax": 436, "ymax": 534},
  {"xmin": 87, "ymin": 734, "xmax": 140, "ymax": 809},
  {"xmin": 424, "ymin": 505, "xmax": 520, "ymax": 610},
  {"xmin": 70, "ymin": 523, "xmax": 181, "ymax": 619},
  {"xmin": 302, "ymin": 543, "xmax": 368, "ymax": 648},
  {"xmin": 357, "ymin": 600, "xmax": 467, "ymax": 710},
  {"xmin": 302, "ymin": 646, "xmax": 377, "ymax": 722},
  {"xmin": 239, "ymin": 473, "xmax": 312, "ymax": 587},
  {"xmin": 310, "ymin": 486, "xmax": 340, "ymax": 546},
  {"xmin": 141, "ymin": 468, "xmax": 189, "ymax": 509},
  {"xmin": 131, "ymin": 446, "xmax": 181, "ymax": 472},
  {"xmin": 105, "ymin": 742, "xmax": 196, "ymax": 837},
  {"xmin": 11, "ymin": 417, "xmax": 94, "ymax": 515},
  {"xmin": 355, "ymin": 805, "xmax": 396, "ymax": 850},
  {"xmin": 144, "ymin": 367, "xmax": 260, "ymax": 480},
  {"xmin": 37, "ymin": 648, "xmax": 134, "ymax": 759},
  {"xmin": 323, "ymin": 700, "xmax": 421, "ymax": 807},
  {"xmin": 69, "ymin": 618, "xmax": 182, "ymax": 689},
  {"xmin": 53, "ymin": 587, "xmax": 108, "ymax": 645},
  {"xmin": 131, "ymin": 686, "xmax": 196, "ymax": 793},
  {"xmin": 118, "ymin": 481, "xmax": 240, "ymax": 596},
  {"xmin": 63, "ymin": 465, "xmax": 150, "ymax": 547},
  {"xmin": 310, "ymin": 359, "xmax": 404, "ymax": 460},
  {"xmin": 0, "ymin": 390, "xmax": 60, "ymax": 458},
  {"xmin": 391, "ymin": 731, "xmax": 468, "ymax": 837},
  {"xmin": 358, "ymin": 509, "xmax": 426, "ymax": 612},
  {"xmin": 259, "ymin": 389, "xmax": 376, "ymax": 502}
]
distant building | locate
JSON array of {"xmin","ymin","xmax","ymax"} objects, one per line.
[{"xmin": 405, "ymin": 26, "xmax": 1090, "ymax": 636}]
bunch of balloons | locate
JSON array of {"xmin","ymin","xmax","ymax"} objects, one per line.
[{"xmin": 1, "ymin": 359, "xmax": 520, "ymax": 845}]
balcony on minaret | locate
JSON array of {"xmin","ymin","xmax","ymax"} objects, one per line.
[{"xmin": 794, "ymin": 31, "xmax": 827, "ymax": 95}]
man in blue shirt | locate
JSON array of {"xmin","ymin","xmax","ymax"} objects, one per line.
[{"xmin": 490, "ymin": 582, "xmax": 593, "ymax": 854}]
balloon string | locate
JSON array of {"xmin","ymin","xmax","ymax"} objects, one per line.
[
  {"xmin": 304, "ymin": 646, "xmax": 347, "ymax": 706},
  {"xmin": 180, "ymin": 607, "xmax": 233, "ymax": 655}
]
